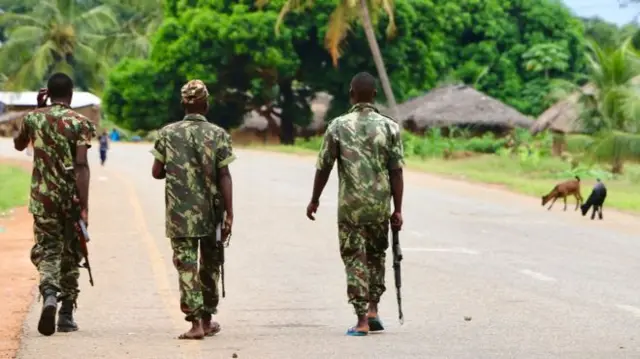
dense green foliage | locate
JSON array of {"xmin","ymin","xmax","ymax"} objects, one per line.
[{"xmin": 103, "ymin": 0, "xmax": 588, "ymax": 135}]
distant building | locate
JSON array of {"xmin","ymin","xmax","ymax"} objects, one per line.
[{"xmin": 0, "ymin": 91, "xmax": 101, "ymax": 137}]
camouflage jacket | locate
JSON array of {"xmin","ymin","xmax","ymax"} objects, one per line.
[
  {"xmin": 16, "ymin": 104, "xmax": 95, "ymax": 217},
  {"xmin": 151, "ymin": 114, "xmax": 236, "ymax": 238},
  {"xmin": 316, "ymin": 103, "xmax": 404, "ymax": 225}
]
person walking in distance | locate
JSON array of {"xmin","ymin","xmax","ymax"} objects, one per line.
[
  {"xmin": 98, "ymin": 130, "xmax": 109, "ymax": 166},
  {"xmin": 150, "ymin": 79, "xmax": 235, "ymax": 340},
  {"xmin": 306, "ymin": 72, "xmax": 405, "ymax": 336},
  {"xmin": 13, "ymin": 73, "xmax": 95, "ymax": 336}
]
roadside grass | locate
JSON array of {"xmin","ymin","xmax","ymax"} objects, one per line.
[
  {"xmin": 246, "ymin": 144, "xmax": 640, "ymax": 213},
  {"xmin": 0, "ymin": 164, "xmax": 30, "ymax": 212}
]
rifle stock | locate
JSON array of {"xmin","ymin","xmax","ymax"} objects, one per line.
[
  {"xmin": 216, "ymin": 220, "xmax": 226, "ymax": 298},
  {"xmin": 392, "ymin": 228, "xmax": 403, "ymax": 324},
  {"xmin": 77, "ymin": 219, "xmax": 94, "ymax": 286}
]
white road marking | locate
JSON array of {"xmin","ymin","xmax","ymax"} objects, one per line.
[
  {"xmin": 98, "ymin": 176, "xmax": 108, "ymax": 181},
  {"xmin": 408, "ymin": 230, "xmax": 425, "ymax": 237},
  {"xmin": 519, "ymin": 269, "xmax": 556, "ymax": 282},
  {"xmin": 402, "ymin": 247, "xmax": 479, "ymax": 255},
  {"xmin": 616, "ymin": 304, "xmax": 640, "ymax": 318}
]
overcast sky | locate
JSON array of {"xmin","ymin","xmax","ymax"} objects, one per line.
[{"xmin": 564, "ymin": 0, "xmax": 638, "ymax": 25}]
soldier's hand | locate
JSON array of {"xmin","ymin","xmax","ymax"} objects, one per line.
[
  {"xmin": 36, "ymin": 88, "xmax": 48, "ymax": 108},
  {"xmin": 222, "ymin": 214, "xmax": 233, "ymax": 240},
  {"xmin": 80, "ymin": 208, "xmax": 89, "ymax": 228},
  {"xmin": 306, "ymin": 201, "xmax": 319, "ymax": 220},
  {"xmin": 390, "ymin": 211, "xmax": 403, "ymax": 231}
]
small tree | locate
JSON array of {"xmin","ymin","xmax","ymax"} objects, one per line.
[{"xmin": 522, "ymin": 43, "xmax": 570, "ymax": 79}]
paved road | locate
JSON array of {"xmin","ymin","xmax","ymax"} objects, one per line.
[{"xmin": 2, "ymin": 139, "xmax": 640, "ymax": 358}]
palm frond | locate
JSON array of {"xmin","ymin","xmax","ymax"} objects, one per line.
[
  {"xmin": 0, "ymin": 13, "xmax": 42, "ymax": 27},
  {"xmin": 9, "ymin": 40, "xmax": 57, "ymax": 90},
  {"xmin": 377, "ymin": 0, "xmax": 396, "ymax": 38},
  {"xmin": 4, "ymin": 25, "xmax": 45, "ymax": 43},
  {"xmin": 325, "ymin": 3, "xmax": 356, "ymax": 66},
  {"xmin": 73, "ymin": 5, "xmax": 119, "ymax": 34}
]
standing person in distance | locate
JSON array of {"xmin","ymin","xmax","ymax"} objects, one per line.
[
  {"xmin": 150, "ymin": 79, "xmax": 235, "ymax": 340},
  {"xmin": 13, "ymin": 73, "xmax": 95, "ymax": 336},
  {"xmin": 98, "ymin": 130, "xmax": 109, "ymax": 166},
  {"xmin": 306, "ymin": 72, "xmax": 405, "ymax": 336}
]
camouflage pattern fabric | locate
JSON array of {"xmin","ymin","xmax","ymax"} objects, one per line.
[
  {"xmin": 150, "ymin": 114, "xmax": 236, "ymax": 238},
  {"xmin": 16, "ymin": 104, "xmax": 95, "ymax": 216},
  {"xmin": 181, "ymin": 79, "xmax": 209, "ymax": 104},
  {"xmin": 31, "ymin": 216, "xmax": 82, "ymax": 300},
  {"xmin": 316, "ymin": 103, "xmax": 404, "ymax": 315},
  {"xmin": 339, "ymin": 221, "xmax": 389, "ymax": 315},
  {"xmin": 316, "ymin": 103, "xmax": 404, "ymax": 225},
  {"xmin": 17, "ymin": 104, "xmax": 94, "ymax": 298},
  {"xmin": 170, "ymin": 236, "xmax": 221, "ymax": 321}
]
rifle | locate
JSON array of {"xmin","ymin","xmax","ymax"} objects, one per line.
[
  {"xmin": 391, "ymin": 228, "xmax": 403, "ymax": 324},
  {"xmin": 215, "ymin": 216, "xmax": 227, "ymax": 298},
  {"xmin": 77, "ymin": 219, "xmax": 94, "ymax": 286}
]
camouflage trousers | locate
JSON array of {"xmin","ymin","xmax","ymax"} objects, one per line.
[
  {"xmin": 338, "ymin": 221, "xmax": 389, "ymax": 316},
  {"xmin": 170, "ymin": 236, "xmax": 221, "ymax": 322},
  {"xmin": 31, "ymin": 215, "xmax": 81, "ymax": 301}
]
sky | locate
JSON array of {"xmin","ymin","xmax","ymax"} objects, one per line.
[{"xmin": 563, "ymin": 0, "xmax": 638, "ymax": 25}]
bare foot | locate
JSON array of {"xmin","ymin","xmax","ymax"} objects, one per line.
[
  {"xmin": 203, "ymin": 320, "xmax": 221, "ymax": 337},
  {"xmin": 178, "ymin": 321, "xmax": 204, "ymax": 340}
]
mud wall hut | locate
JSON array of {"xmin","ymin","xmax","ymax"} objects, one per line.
[{"xmin": 0, "ymin": 91, "xmax": 101, "ymax": 137}]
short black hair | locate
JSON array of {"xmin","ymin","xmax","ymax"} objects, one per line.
[
  {"xmin": 47, "ymin": 73, "xmax": 74, "ymax": 99},
  {"xmin": 350, "ymin": 72, "xmax": 377, "ymax": 99}
]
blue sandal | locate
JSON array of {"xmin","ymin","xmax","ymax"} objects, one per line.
[
  {"xmin": 368, "ymin": 317, "xmax": 385, "ymax": 332},
  {"xmin": 346, "ymin": 327, "xmax": 368, "ymax": 336}
]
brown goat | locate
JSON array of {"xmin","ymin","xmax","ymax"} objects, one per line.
[{"xmin": 541, "ymin": 176, "xmax": 583, "ymax": 211}]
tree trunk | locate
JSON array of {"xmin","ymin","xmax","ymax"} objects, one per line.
[
  {"xmin": 279, "ymin": 79, "xmax": 296, "ymax": 145},
  {"xmin": 358, "ymin": 0, "xmax": 399, "ymax": 121},
  {"xmin": 612, "ymin": 156, "xmax": 624, "ymax": 174}
]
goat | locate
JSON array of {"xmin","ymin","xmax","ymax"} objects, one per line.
[
  {"xmin": 541, "ymin": 176, "xmax": 583, "ymax": 211},
  {"xmin": 580, "ymin": 179, "xmax": 607, "ymax": 220}
]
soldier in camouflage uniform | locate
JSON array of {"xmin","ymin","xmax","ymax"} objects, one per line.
[
  {"xmin": 13, "ymin": 73, "xmax": 95, "ymax": 336},
  {"xmin": 151, "ymin": 79, "xmax": 235, "ymax": 340},
  {"xmin": 306, "ymin": 72, "xmax": 405, "ymax": 336}
]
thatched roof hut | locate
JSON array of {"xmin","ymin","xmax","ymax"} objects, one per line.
[
  {"xmin": 529, "ymin": 83, "xmax": 595, "ymax": 135},
  {"xmin": 398, "ymin": 84, "xmax": 534, "ymax": 133}
]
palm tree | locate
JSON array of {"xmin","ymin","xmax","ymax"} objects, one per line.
[
  {"xmin": 0, "ymin": 0, "xmax": 127, "ymax": 93},
  {"xmin": 552, "ymin": 38, "xmax": 640, "ymax": 173},
  {"xmin": 257, "ymin": 0, "xmax": 400, "ymax": 119},
  {"xmin": 100, "ymin": 0, "xmax": 164, "ymax": 61}
]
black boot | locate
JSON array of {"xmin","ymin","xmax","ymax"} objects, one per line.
[
  {"xmin": 57, "ymin": 300, "xmax": 78, "ymax": 332},
  {"xmin": 38, "ymin": 290, "xmax": 57, "ymax": 336}
]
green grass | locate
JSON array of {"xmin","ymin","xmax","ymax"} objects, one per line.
[
  {"xmin": 247, "ymin": 144, "xmax": 640, "ymax": 213},
  {"xmin": 0, "ymin": 164, "xmax": 30, "ymax": 212}
]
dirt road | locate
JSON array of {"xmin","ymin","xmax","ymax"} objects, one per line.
[{"xmin": 1, "ymin": 139, "xmax": 639, "ymax": 358}]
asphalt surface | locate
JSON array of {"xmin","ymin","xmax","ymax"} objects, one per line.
[{"xmin": 2, "ymin": 139, "xmax": 640, "ymax": 358}]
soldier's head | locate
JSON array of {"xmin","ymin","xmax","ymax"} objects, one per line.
[
  {"xmin": 47, "ymin": 73, "xmax": 74, "ymax": 105},
  {"xmin": 349, "ymin": 72, "xmax": 377, "ymax": 104},
  {"xmin": 181, "ymin": 79, "xmax": 209, "ymax": 115}
]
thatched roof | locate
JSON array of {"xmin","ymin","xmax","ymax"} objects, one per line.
[
  {"xmin": 399, "ymin": 84, "xmax": 534, "ymax": 130},
  {"xmin": 530, "ymin": 83, "xmax": 595, "ymax": 134},
  {"xmin": 240, "ymin": 92, "xmax": 331, "ymax": 131}
]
